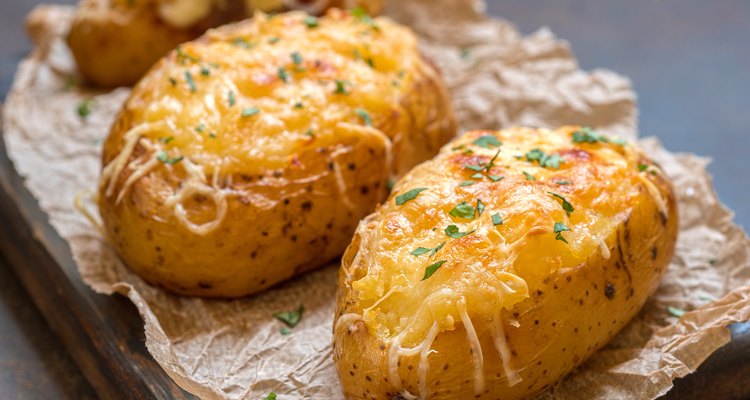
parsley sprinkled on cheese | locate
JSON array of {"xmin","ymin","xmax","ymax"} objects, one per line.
[
  {"xmin": 472, "ymin": 135, "xmax": 502, "ymax": 148},
  {"xmin": 556, "ymin": 180, "xmax": 571, "ymax": 185},
  {"xmin": 242, "ymin": 107, "xmax": 260, "ymax": 117},
  {"xmin": 157, "ymin": 152, "xmax": 183, "ymax": 165},
  {"xmin": 264, "ymin": 392, "xmax": 278, "ymax": 400},
  {"xmin": 334, "ymin": 80, "xmax": 349, "ymax": 94},
  {"xmin": 277, "ymin": 67, "xmax": 290, "ymax": 82},
  {"xmin": 175, "ymin": 46, "xmax": 198, "ymax": 64},
  {"xmin": 411, "ymin": 241, "xmax": 445, "ymax": 257},
  {"xmin": 548, "ymin": 192, "xmax": 574, "ymax": 217},
  {"xmin": 351, "ymin": 7, "xmax": 380, "ymax": 31},
  {"xmin": 523, "ymin": 171, "xmax": 535, "ymax": 181},
  {"xmin": 273, "ymin": 305, "xmax": 304, "ymax": 328},
  {"xmin": 572, "ymin": 127, "xmax": 626, "ymax": 145},
  {"xmin": 667, "ymin": 306, "xmax": 686, "ymax": 318},
  {"xmin": 291, "ymin": 51, "xmax": 303, "ymax": 65},
  {"xmin": 231, "ymin": 38, "xmax": 254, "ymax": 48},
  {"xmin": 355, "ymin": 108, "xmax": 372, "ymax": 126},
  {"xmin": 304, "ymin": 16, "xmax": 319, "ymax": 28},
  {"xmin": 184, "ymin": 71, "xmax": 197, "ymax": 92},
  {"xmin": 553, "ymin": 222, "xmax": 570, "ymax": 243},
  {"xmin": 227, "ymin": 90, "xmax": 236, "ymax": 106},
  {"xmin": 195, "ymin": 123, "xmax": 205, "ymax": 132},
  {"xmin": 395, "ymin": 188, "xmax": 427, "ymax": 205},
  {"xmin": 525, "ymin": 148, "xmax": 563, "ymax": 169},
  {"xmin": 638, "ymin": 163, "xmax": 649, "ymax": 172},
  {"xmin": 476, "ymin": 199, "xmax": 485, "ymax": 215},
  {"xmin": 158, "ymin": 136, "xmax": 174, "ymax": 144},
  {"xmin": 459, "ymin": 181, "xmax": 475, "ymax": 187},
  {"xmin": 422, "ymin": 260, "xmax": 447, "ymax": 280},
  {"xmin": 268, "ymin": 36, "xmax": 280, "ymax": 44},
  {"xmin": 464, "ymin": 163, "xmax": 485, "ymax": 172},
  {"xmin": 488, "ymin": 175, "xmax": 504, "ymax": 182},
  {"xmin": 449, "ymin": 202, "xmax": 476, "ymax": 219},
  {"xmin": 445, "ymin": 225, "xmax": 475, "ymax": 238},
  {"xmin": 491, "ymin": 213, "xmax": 503, "ymax": 226}
]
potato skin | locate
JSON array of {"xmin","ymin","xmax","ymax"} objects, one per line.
[
  {"xmin": 333, "ymin": 127, "xmax": 678, "ymax": 399},
  {"xmin": 98, "ymin": 10, "xmax": 456, "ymax": 297},
  {"xmin": 67, "ymin": 0, "xmax": 384, "ymax": 88}
]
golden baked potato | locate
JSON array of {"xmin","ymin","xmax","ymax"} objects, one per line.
[
  {"xmin": 97, "ymin": 9, "xmax": 456, "ymax": 297},
  {"xmin": 67, "ymin": 0, "xmax": 384, "ymax": 87},
  {"xmin": 333, "ymin": 126, "xmax": 677, "ymax": 399}
]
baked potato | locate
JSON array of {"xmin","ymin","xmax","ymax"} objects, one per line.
[
  {"xmin": 67, "ymin": 0, "xmax": 384, "ymax": 87},
  {"xmin": 97, "ymin": 9, "xmax": 456, "ymax": 297},
  {"xmin": 333, "ymin": 126, "xmax": 677, "ymax": 399}
]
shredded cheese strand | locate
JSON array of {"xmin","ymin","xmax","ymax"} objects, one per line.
[
  {"xmin": 417, "ymin": 322, "xmax": 439, "ymax": 399},
  {"xmin": 458, "ymin": 297, "xmax": 485, "ymax": 395},
  {"xmin": 73, "ymin": 189, "xmax": 104, "ymax": 235},
  {"xmin": 490, "ymin": 310, "xmax": 521, "ymax": 386}
]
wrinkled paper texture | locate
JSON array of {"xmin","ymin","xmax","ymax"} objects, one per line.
[{"xmin": 3, "ymin": 1, "xmax": 749, "ymax": 399}]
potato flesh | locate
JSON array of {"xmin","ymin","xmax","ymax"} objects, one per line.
[{"xmin": 334, "ymin": 126, "xmax": 677, "ymax": 399}]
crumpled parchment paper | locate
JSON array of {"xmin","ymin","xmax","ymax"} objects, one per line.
[{"xmin": 3, "ymin": 1, "xmax": 749, "ymax": 399}]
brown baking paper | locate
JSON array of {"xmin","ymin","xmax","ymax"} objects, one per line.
[{"xmin": 3, "ymin": 1, "xmax": 749, "ymax": 399}]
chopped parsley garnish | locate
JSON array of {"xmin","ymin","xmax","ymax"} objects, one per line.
[
  {"xmin": 553, "ymin": 222, "xmax": 570, "ymax": 243},
  {"xmin": 242, "ymin": 107, "xmax": 260, "ymax": 117},
  {"xmin": 273, "ymin": 305, "xmax": 304, "ymax": 328},
  {"xmin": 294, "ymin": 101, "xmax": 304, "ymax": 109},
  {"xmin": 395, "ymin": 187, "xmax": 427, "ymax": 205},
  {"xmin": 168, "ymin": 77, "xmax": 177, "ymax": 86},
  {"xmin": 525, "ymin": 148, "xmax": 563, "ymax": 169},
  {"xmin": 195, "ymin": 123, "xmax": 205, "ymax": 132},
  {"xmin": 556, "ymin": 180, "xmax": 571, "ymax": 185},
  {"xmin": 491, "ymin": 213, "xmax": 503, "ymax": 226},
  {"xmin": 291, "ymin": 51, "xmax": 303, "ymax": 65},
  {"xmin": 184, "ymin": 71, "xmax": 197, "ymax": 92},
  {"xmin": 77, "ymin": 99, "xmax": 95, "ymax": 118},
  {"xmin": 228, "ymin": 90, "xmax": 236, "ymax": 106},
  {"xmin": 464, "ymin": 163, "xmax": 485, "ymax": 172},
  {"xmin": 334, "ymin": 80, "xmax": 349, "ymax": 94},
  {"xmin": 449, "ymin": 202, "xmax": 476, "ymax": 219},
  {"xmin": 445, "ymin": 224, "xmax": 475, "ymax": 239},
  {"xmin": 208, "ymin": 132, "xmax": 217, "ymax": 139},
  {"xmin": 572, "ymin": 127, "xmax": 626, "ymax": 145},
  {"xmin": 158, "ymin": 136, "xmax": 174, "ymax": 144},
  {"xmin": 459, "ymin": 181, "xmax": 475, "ymax": 187},
  {"xmin": 411, "ymin": 241, "xmax": 445, "ymax": 257},
  {"xmin": 200, "ymin": 65, "xmax": 210, "ymax": 76},
  {"xmin": 470, "ymin": 173, "xmax": 483, "ymax": 179},
  {"xmin": 278, "ymin": 67, "xmax": 290, "ymax": 82},
  {"xmin": 231, "ymin": 38, "xmax": 254, "ymax": 48},
  {"xmin": 476, "ymin": 199, "xmax": 485, "ymax": 215},
  {"xmin": 264, "ymin": 393, "xmax": 278, "ymax": 400},
  {"xmin": 355, "ymin": 108, "xmax": 372, "ymax": 126},
  {"xmin": 523, "ymin": 171, "xmax": 535, "ymax": 181},
  {"xmin": 303, "ymin": 128, "xmax": 314, "ymax": 137},
  {"xmin": 486, "ymin": 149, "xmax": 502, "ymax": 171},
  {"xmin": 638, "ymin": 163, "xmax": 649, "ymax": 172},
  {"xmin": 268, "ymin": 36, "xmax": 281, "ymax": 44},
  {"xmin": 175, "ymin": 46, "xmax": 198, "ymax": 64},
  {"xmin": 667, "ymin": 306, "xmax": 686, "ymax": 318},
  {"xmin": 422, "ymin": 260, "xmax": 447, "ymax": 280},
  {"xmin": 472, "ymin": 135, "xmax": 502, "ymax": 148},
  {"xmin": 280, "ymin": 327, "xmax": 291, "ymax": 335},
  {"xmin": 351, "ymin": 7, "xmax": 380, "ymax": 31},
  {"xmin": 156, "ymin": 152, "xmax": 183, "ymax": 165},
  {"xmin": 304, "ymin": 16, "xmax": 319, "ymax": 28},
  {"xmin": 548, "ymin": 192, "xmax": 574, "ymax": 217},
  {"xmin": 488, "ymin": 175, "xmax": 504, "ymax": 182}
]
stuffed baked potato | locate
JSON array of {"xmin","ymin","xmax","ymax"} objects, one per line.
[
  {"xmin": 333, "ymin": 126, "xmax": 677, "ymax": 399},
  {"xmin": 67, "ymin": 0, "xmax": 384, "ymax": 87},
  {"xmin": 98, "ymin": 9, "xmax": 456, "ymax": 297}
]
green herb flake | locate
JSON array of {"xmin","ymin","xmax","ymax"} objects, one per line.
[
  {"xmin": 175, "ymin": 46, "xmax": 198, "ymax": 64},
  {"xmin": 334, "ymin": 79, "xmax": 349, "ymax": 94},
  {"xmin": 242, "ymin": 107, "xmax": 260, "ymax": 117},
  {"xmin": 209, "ymin": 132, "xmax": 217, "ymax": 139},
  {"xmin": 159, "ymin": 136, "xmax": 174, "ymax": 144},
  {"xmin": 411, "ymin": 247, "xmax": 431, "ymax": 256},
  {"xmin": 355, "ymin": 108, "xmax": 372, "ymax": 126},
  {"xmin": 557, "ymin": 180, "xmax": 571, "ymax": 185},
  {"xmin": 184, "ymin": 71, "xmax": 197, "ymax": 92},
  {"xmin": 464, "ymin": 163, "xmax": 485, "ymax": 172},
  {"xmin": 548, "ymin": 192, "xmax": 574, "ymax": 217},
  {"xmin": 268, "ymin": 37, "xmax": 281, "ymax": 44},
  {"xmin": 264, "ymin": 392, "xmax": 278, "ymax": 400},
  {"xmin": 195, "ymin": 123, "xmax": 205, "ymax": 133},
  {"xmin": 280, "ymin": 327, "xmax": 291, "ymax": 335},
  {"xmin": 227, "ymin": 91, "xmax": 236, "ymax": 107},
  {"xmin": 303, "ymin": 128, "xmax": 314, "ymax": 137},
  {"xmin": 156, "ymin": 151, "xmax": 184, "ymax": 165},
  {"xmin": 449, "ymin": 202, "xmax": 476, "ymax": 219},
  {"xmin": 485, "ymin": 149, "xmax": 502, "ymax": 171},
  {"xmin": 553, "ymin": 222, "xmax": 570, "ymax": 243},
  {"xmin": 422, "ymin": 260, "xmax": 447, "ymax": 280},
  {"xmin": 273, "ymin": 305, "xmax": 304, "ymax": 328},
  {"xmin": 470, "ymin": 173, "xmax": 484, "ymax": 179},
  {"xmin": 472, "ymin": 135, "xmax": 502, "ymax": 148},
  {"xmin": 459, "ymin": 181, "xmax": 475, "ymax": 187},
  {"xmin": 291, "ymin": 51, "xmax": 303, "ymax": 65},
  {"xmin": 488, "ymin": 175, "xmax": 504, "ymax": 182},
  {"xmin": 231, "ymin": 38, "xmax": 254, "ymax": 48},
  {"xmin": 303, "ymin": 16, "xmax": 319, "ymax": 28},
  {"xmin": 351, "ymin": 7, "xmax": 380, "ymax": 31},
  {"xmin": 572, "ymin": 127, "xmax": 626, "ymax": 145},
  {"xmin": 200, "ymin": 65, "xmax": 211, "ymax": 76},
  {"xmin": 445, "ymin": 224, "xmax": 475, "ymax": 239},
  {"xmin": 638, "ymin": 163, "xmax": 649, "ymax": 172},
  {"xmin": 476, "ymin": 199, "xmax": 485, "ymax": 215},
  {"xmin": 277, "ymin": 67, "xmax": 290, "ymax": 83},
  {"xmin": 294, "ymin": 101, "xmax": 304, "ymax": 109},
  {"xmin": 491, "ymin": 213, "xmax": 503, "ymax": 226},
  {"xmin": 525, "ymin": 148, "xmax": 563, "ymax": 169},
  {"xmin": 77, "ymin": 99, "xmax": 95, "ymax": 118},
  {"xmin": 523, "ymin": 171, "xmax": 535, "ymax": 181},
  {"xmin": 395, "ymin": 187, "xmax": 427, "ymax": 205},
  {"xmin": 667, "ymin": 306, "xmax": 686, "ymax": 318},
  {"xmin": 168, "ymin": 77, "xmax": 177, "ymax": 86}
]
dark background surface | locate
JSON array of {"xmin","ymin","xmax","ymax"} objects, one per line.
[{"xmin": 0, "ymin": 0, "xmax": 748, "ymax": 398}]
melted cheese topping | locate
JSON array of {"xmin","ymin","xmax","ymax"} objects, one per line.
[
  {"xmin": 342, "ymin": 126, "xmax": 671, "ymax": 395},
  {"xmin": 101, "ymin": 10, "xmax": 422, "ymax": 233}
]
